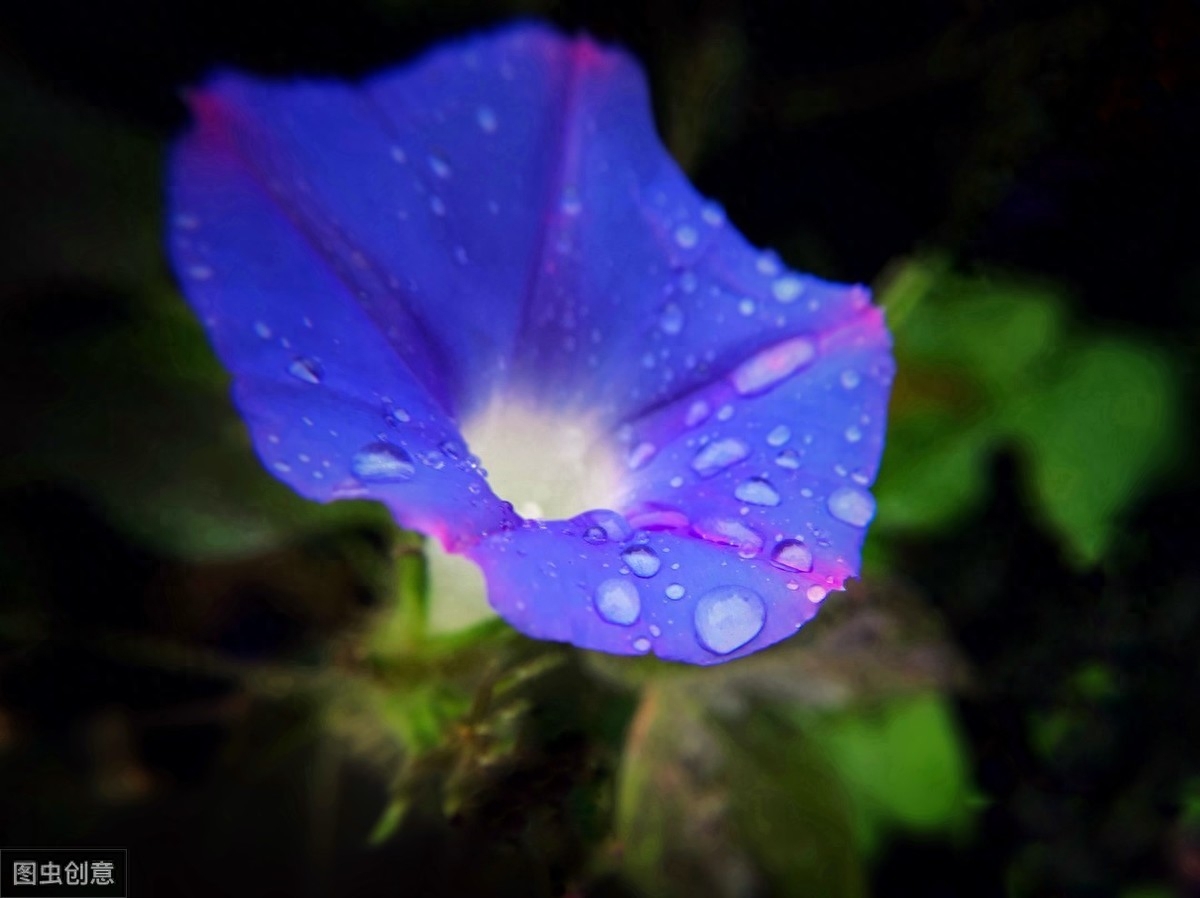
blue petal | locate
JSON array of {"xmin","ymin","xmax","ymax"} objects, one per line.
[{"xmin": 167, "ymin": 22, "xmax": 894, "ymax": 664}]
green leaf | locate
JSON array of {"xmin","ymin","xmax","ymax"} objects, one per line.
[
  {"xmin": 799, "ymin": 694, "xmax": 976, "ymax": 855},
  {"xmin": 874, "ymin": 256, "xmax": 1182, "ymax": 564}
]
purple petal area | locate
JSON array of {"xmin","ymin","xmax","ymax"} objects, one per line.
[{"xmin": 167, "ymin": 22, "xmax": 894, "ymax": 663}]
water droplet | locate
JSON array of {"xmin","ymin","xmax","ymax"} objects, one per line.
[
  {"xmin": 659, "ymin": 302, "xmax": 684, "ymax": 335},
  {"xmin": 756, "ymin": 253, "xmax": 781, "ymax": 276},
  {"xmin": 419, "ymin": 449, "xmax": 447, "ymax": 470},
  {"xmin": 770, "ymin": 539, "xmax": 813, "ymax": 572},
  {"xmin": 428, "ymin": 153, "xmax": 452, "ymax": 179},
  {"xmin": 693, "ymin": 518, "xmax": 763, "ymax": 556},
  {"xmin": 844, "ymin": 425, "xmax": 863, "ymax": 443},
  {"xmin": 595, "ymin": 578, "xmax": 640, "ymax": 626},
  {"xmin": 575, "ymin": 509, "xmax": 633, "ymax": 542},
  {"xmin": 253, "ymin": 321, "xmax": 272, "ymax": 339},
  {"xmin": 685, "ymin": 400, "xmax": 711, "ymax": 427},
  {"xmin": 716, "ymin": 404, "xmax": 734, "ymax": 421},
  {"xmin": 627, "ymin": 505, "xmax": 689, "ymax": 530},
  {"xmin": 674, "ymin": 223, "xmax": 699, "ymax": 249},
  {"xmin": 666, "ymin": 583, "xmax": 685, "ymax": 600},
  {"xmin": 583, "ymin": 526, "xmax": 607, "ymax": 544},
  {"xmin": 738, "ymin": 298, "xmax": 756, "ymax": 316},
  {"xmin": 389, "ymin": 145, "xmax": 407, "ymax": 164},
  {"xmin": 351, "ymin": 442, "xmax": 416, "ymax": 482},
  {"xmin": 840, "ymin": 369, "xmax": 861, "ymax": 390},
  {"xmin": 827, "ymin": 486, "xmax": 875, "ymax": 527},
  {"xmin": 806, "ymin": 585, "xmax": 828, "ymax": 603},
  {"xmin": 650, "ymin": 624, "xmax": 662, "ymax": 637},
  {"xmin": 735, "ymin": 477, "xmax": 781, "ymax": 506},
  {"xmin": 691, "ymin": 438, "xmax": 750, "ymax": 477},
  {"xmin": 694, "ymin": 586, "xmax": 766, "ymax": 655},
  {"xmin": 627, "ymin": 441, "xmax": 657, "ymax": 470},
  {"xmin": 560, "ymin": 187, "xmax": 582, "ymax": 216},
  {"xmin": 273, "ymin": 461, "xmax": 292, "ymax": 473},
  {"xmin": 678, "ymin": 270, "xmax": 698, "ymax": 293},
  {"xmin": 621, "ymin": 546, "xmax": 662, "ymax": 578},
  {"xmin": 669, "ymin": 475, "xmax": 684, "ymax": 488},
  {"xmin": 771, "ymin": 275, "xmax": 804, "ymax": 302},
  {"xmin": 731, "ymin": 336, "xmax": 816, "ymax": 396},
  {"xmin": 187, "ymin": 264, "xmax": 213, "ymax": 281},
  {"xmin": 701, "ymin": 201, "xmax": 725, "ymax": 226},
  {"xmin": 775, "ymin": 449, "xmax": 801, "ymax": 469},
  {"xmin": 429, "ymin": 196, "xmax": 446, "ymax": 216},
  {"xmin": 476, "ymin": 106, "xmax": 498, "ymax": 133},
  {"xmin": 391, "ymin": 408, "xmax": 411, "ymax": 424},
  {"xmin": 633, "ymin": 637, "xmax": 652, "ymax": 653},
  {"xmin": 766, "ymin": 425, "xmax": 791, "ymax": 447},
  {"xmin": 288, "ymin": 357, "xmax": 323, "ymax": 384}
]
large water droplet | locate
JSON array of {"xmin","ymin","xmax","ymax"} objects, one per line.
[
  {"xmin": 351, "ymin": 442, "xmax": 416, "ymax": 482},
  {"xmin": 288, "ymin": 357, "xmax": 323, "ymax": 384},
  {"xmin": 827, "ymin": 486, "xmax": 876, "ymax": 527},
  {"xmin": 731, "ymin": 336, "xmax": 816, "ymax": 396},
  {"xmin": 691, "ymin": 438, "xmax": 750, "ymax": 477},
  {"xmin": 659, "ymin": 302, "xmax": 685, "ymax": 335},
  {"xmin": 595, "ymin": 578, "xmax": 640, "ymax": 626},
  {"xmin": 770, "ymin": 539, "xmax": 813, "ymax": 572},
  {"xmin": 806, "ymin": 585, "xmax": 828, "ymax": 603},
  {"xmin": 775, "ymin": 449, "xmax": 801, "ymax": 470},
  {"xmin": 621, "ymin": 546, "xmax": 662, "ymax": 578},
  {"xmin": 766, "ymin": 425, "xmax": 791, "ymax": 447},
  {"xmin": 694, "ymin": 585, "xmax": 766, "ymax": 655},
  {"xmin": 685, "ymin": 400, "xmax": 711, "ymax": 427},
  {"xmin": 693, "ymin": 518, "xmax": 763, "ymax": 556},
  {"xmin": 575, "ymin": 509, "xmax": 633, "ymax": 543},
  {"xmin": 734, "ymin": 477, "xmax": 781, "ymax": 507}
]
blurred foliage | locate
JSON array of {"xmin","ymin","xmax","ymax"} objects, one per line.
[
  {"xmin": 875, "ymin": 255, "xmax": 1183, "ymax": 565},
  {"xmin": 611, "ymin": 578, "xmax": 969, "ymax": 897}
]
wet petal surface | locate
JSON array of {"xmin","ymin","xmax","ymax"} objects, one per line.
[{"xmin": 167, "ymin": 22, "xmax": 893, "ymax": 663}]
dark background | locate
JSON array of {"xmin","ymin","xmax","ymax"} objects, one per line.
[{"xmin": 0, "ymin": 0, "xmax": 1197, "ymax": 896}]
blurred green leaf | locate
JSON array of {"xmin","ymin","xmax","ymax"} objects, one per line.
[
  {"xmin": 875, "ymin": 256, "xmax": 1182, "ymax": 564},
  {"xmin": 798, "ymin": 694, "xmax": 975, "ymax": 855}
]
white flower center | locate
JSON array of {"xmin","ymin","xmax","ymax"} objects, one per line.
[
  {"xmin": 462, "ymin": 396, "xmax": 627, "ymax": 521},
  {"xmin": 426, "ymin": 397, "xmax": 628, "ymax": 633}
]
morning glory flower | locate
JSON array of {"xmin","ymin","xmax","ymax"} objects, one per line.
[{"xmin": 166, "ymin": 23, "xmax": 894, "ymax": 664}]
